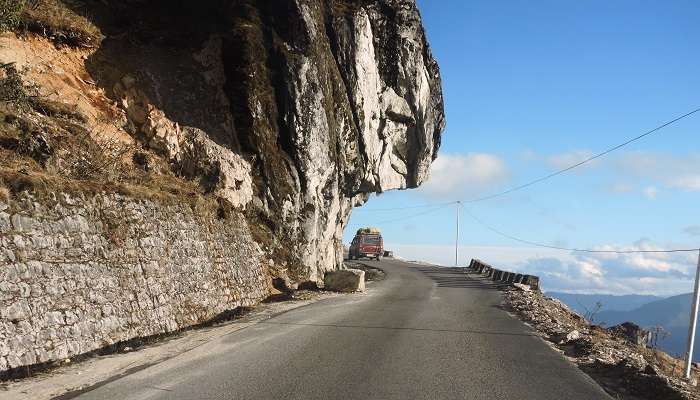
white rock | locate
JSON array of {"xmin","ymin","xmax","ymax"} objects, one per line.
[{"xmin": 324, "ymin": 269, "xmax": 366, "ymax": 293}]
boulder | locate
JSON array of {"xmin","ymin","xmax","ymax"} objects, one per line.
[
  {"xmin": 607, "ymin": 322, "xmax": 650, "ymax": 346},
  {"xmin": 324, "ymin": 269, "xmax": 366, "ymax": 293},
  {"xmin": 551, "ymin": 329, "xmax": 581, "ymax": 344},
  {"xmin": 513, "ymin": 283, "xmax": 531, "ymax": 292}
]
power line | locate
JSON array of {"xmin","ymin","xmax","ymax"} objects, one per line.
[
  {"xmin": 352, "ymin": 201, "xmax": 456, "ymax": 212},
  {"xmin": 352, "ymin": 202, "xmax": 456, "ymax": 226},
  {"xmin": 463, "ymin": 207, "xmax": 700, "ymax": 254},
  {"xmin": 464, "ymin": 107, "xmax": 700, "ymax": 203}
]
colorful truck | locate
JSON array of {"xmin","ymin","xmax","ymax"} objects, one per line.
[{"xmin": 349, "ymin": 227, "xmax": 384, "ymax": 261}]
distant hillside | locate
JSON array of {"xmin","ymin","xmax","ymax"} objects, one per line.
[
  {"xmin": 596, "ymin": 293, "xmax": 695, "ymax": 361},
  {"xmin": 546, "ymin": 292, "xmax": 662, "ymax": 316}
]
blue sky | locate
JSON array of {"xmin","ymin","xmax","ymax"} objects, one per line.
[{"xmin": 345, "ymin": 0, "xmax": 700, "ymax": 296}]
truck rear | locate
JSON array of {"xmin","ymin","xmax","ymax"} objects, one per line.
[{"xmin": 349, "ymin": 228, "xmax": 384, "ymax": 261}]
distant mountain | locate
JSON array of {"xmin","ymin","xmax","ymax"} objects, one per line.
[
  {"xmin": 596, "ymin": 293, "xmax": 695, "ymax": 360},
  {"xmin": 546, "ymin": 292, "xmax": 662, "ymax": 316}
]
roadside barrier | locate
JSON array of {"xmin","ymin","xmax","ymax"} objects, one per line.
[{"xmin": 467, "ymin": 259, "xmax": 540, "ymax": 291}]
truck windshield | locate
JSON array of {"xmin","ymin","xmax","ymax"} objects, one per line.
[{"xmin": 363, "ymin": 236, "xmax": 381, "ymax": 245}]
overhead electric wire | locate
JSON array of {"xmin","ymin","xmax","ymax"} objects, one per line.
[
  {"xmin": 463, "ymin": 207, "xmax": 700, "ymax": 254},
  {"xmin": 464, "ymin": 107, "xmax": 700, "ymax": 203},
  {"xmin": 352, "ymin": 201, "xmax": 456, "ymax": 212},
  {"xmin": 353, "ymin": 202, "xmax": 457, "ymax": 226}
]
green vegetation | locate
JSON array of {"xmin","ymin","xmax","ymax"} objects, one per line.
[
  {"xmin": 1, "ymin": 0, "xmax": 103, "ymax": 46},
  {"xmin": 21, "ymin": 0, "xmax": 102, "ymax": 46},
  {"xmin": 0, "ymin": 0, "xmax": 24, "ymax": 31},
  {"xmin": 0, "ymin": 62, "xmax": 34, "ymax": 107}
]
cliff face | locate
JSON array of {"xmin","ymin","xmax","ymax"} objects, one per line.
[
  {"xmin": 0, "ymin": 0, "xmax": 443, "ymax": 374},
  {"xmin": 225, "ymin": 0, "xmax": 445, "ymax": 280},
  {"xmin": 83, "ymin": 0, "xmax": 445, "ymax": 281}
]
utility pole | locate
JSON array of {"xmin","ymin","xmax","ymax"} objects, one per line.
[
  {"xmin": 685, "ymin": 249, "xmax": 700, "ymax": 379},
  {"xmin": 455, "ymin": 201, "xmax": 461, "ymax": 266}
]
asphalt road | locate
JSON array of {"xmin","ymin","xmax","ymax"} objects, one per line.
[{"xmin": 68, "ymin": 259, "xmax": 611, "ymax": 400}]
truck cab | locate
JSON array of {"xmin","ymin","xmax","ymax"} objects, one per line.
[{"xmin": 349, "ymin": 228, "xmax": 384, "ymax": 261}]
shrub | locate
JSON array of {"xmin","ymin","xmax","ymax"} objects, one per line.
[
  {"xmin": 0, "ymin": 62, "xmax": 34, "ymax": 107},
  {"xmin": 0, "ymin": 0, "xmax": 24, "ymax": 31}
]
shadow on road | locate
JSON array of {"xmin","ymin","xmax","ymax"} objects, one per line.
[
  {"xmin": 411, "ymin": 266, "xmax": 510, "ymax": 290},
  {"xmin": 259, "ymin": 321, "xmax": 538, "ymax": 338}
]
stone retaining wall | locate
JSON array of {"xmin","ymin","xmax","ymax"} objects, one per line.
[{"xmin": 0, "ymin": 192, "xmax": 271, "ymax": 375}]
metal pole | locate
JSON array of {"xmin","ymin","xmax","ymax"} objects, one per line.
[
  {"xmin": 685, "ymin": 250, "xmax": 700, "ymax": 379},
  {"xmin": 455, "ymin": 201, "xmax": 460, "ymax": 266}
]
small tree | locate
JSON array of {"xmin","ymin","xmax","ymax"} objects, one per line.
[
  {"xmin": 579, "ymin": 300, "xmax": 604, "ymax": 324},
  {"xmin": 648, "ymin": 325, "xmax": 671, "ymax": 349}
]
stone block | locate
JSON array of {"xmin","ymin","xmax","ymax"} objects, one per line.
[
  {"xmin": 521, "ymin": 275, "xmax": 540, "ymax": 291},
  {"xmin": 324, "ymin": 269, "xmax": 366, "ymax": 293},
  {"xmin": 0, "ymin": 212, "xmax": 10, "ymax": 233},
  {"xmin": 3, "ymin": 300, "xmax": 30, "ymax": 321}
]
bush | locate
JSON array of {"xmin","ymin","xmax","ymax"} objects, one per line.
[
  {"xmin": 0, "ymin": 62, "xmax": 34, "ymax": 106},
  {"xmin": 0, "ymin": 0, "xmax": 24, "ymax": 31}
]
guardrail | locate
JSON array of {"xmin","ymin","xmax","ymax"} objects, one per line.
[{"xmin": 467, "ymin": 259, "xmax": 540, "ymax": 291}]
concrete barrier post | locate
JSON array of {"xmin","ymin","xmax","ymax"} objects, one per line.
[
  {"xmin": 495, "ymin": 270, "xmax": 503, "ymax": 281},
  {"xmin": 502, "ymin": 272, "xmax": 511, "ymax": 283}
]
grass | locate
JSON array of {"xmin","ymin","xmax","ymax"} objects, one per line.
[
  {"xmin": 0, "ymin": 0, "xmax": 24, "ymax": 31},
  {"xmin": 0, "ymin": 69, "xmax": 225, "ymax": 220},
  {"xmin": 21, "ymin": 0, "xmax": 102, "ymax": 46}
]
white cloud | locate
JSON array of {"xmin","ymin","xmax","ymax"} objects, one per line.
[
  {"xmin": 609, "ymin": 182, "xmax": 634, "ymax": 194},
  {"xmin": 519, "ymin": 240, "xmax": 696, "ymax": 295},
  {"xmin": 389, "ymin": 240, "xmax": 697, "ymax": 296},
  {"xmin": 546, "ymin": 150, "xmax": 596, "ymax": 170},
  {"xmin": 521, "ymin": 149, "xmax": 599, "ymax": 171},
  {"xmin": 519, "ymin": 149, "xmax": 539, "ymax": 162},
  {"xmin": 524, "ymin": 150, "xmax": 700, "ymax": 196},
  {"xmin": 643, "ymin": 186, "xmax": 658, "ymax": 199},
  {"xmin": 418, "ymin": 153, "xmax": 509, "ymax": 198},
  {"xmin": 669, "ymin": 175, "xmax": 700, "ymax": 191},
  {"xmin": 684, "ymin": 226, "xmax": 700, "ymax": 237},
  {"xmin": 617, "ymin": 152, "xmax": 700, "ymax": 192}
]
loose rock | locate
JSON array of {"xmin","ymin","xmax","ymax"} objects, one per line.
[{"xmin": 324, "ymin": 270, "xmax": 366, "ymax": 293}]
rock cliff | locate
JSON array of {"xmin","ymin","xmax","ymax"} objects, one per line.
[
  {"xmin": 85, "ymin": 0, "xmax": 444, "ymax": 281},
  {"xmin": 0, "ymin": 0, "xmax": 443, "ymax": 374}
]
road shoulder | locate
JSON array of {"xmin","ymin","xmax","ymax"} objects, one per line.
[{"xmin": 0, "ymin": 291, "xmax": 344, "ymax": 400}]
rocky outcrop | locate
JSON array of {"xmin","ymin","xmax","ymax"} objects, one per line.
[
  {"xmin": 505, "ymin": 288, "xmax": 697, "ymax": 400},
  {"xmin": 0, "ymin": 0, "xmax": 443, "ymax": 376},
  {"xmin": 90, "ymin": 0, "xmax": 444, "ymax": 282}
]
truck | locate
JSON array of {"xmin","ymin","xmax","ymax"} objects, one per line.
[{"xmin": 348, "ymin": 227, "xmax": 384, "ymax": 261}]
